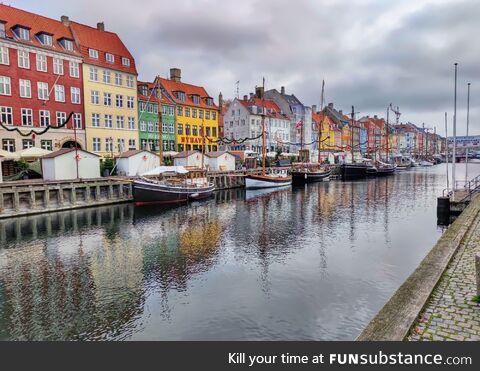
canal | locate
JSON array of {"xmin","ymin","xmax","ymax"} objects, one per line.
[{"xmin": 0, "ymin": 164, "xmax": 479, "ymax": 340}]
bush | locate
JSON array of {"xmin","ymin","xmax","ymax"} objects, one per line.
[{"xmin": 101, "ymin": 156, "xmax": 115, "ymax": 176}]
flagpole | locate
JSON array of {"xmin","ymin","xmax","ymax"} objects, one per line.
[{"xmin": 452, "ymin": 63, "xmax": 458, "ymax": 199}]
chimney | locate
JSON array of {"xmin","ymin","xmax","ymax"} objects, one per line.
[
  {"xmin": 255, "ymin": 86, "xmax": 264, "ymax": 99},
  {"xmin": 170, "ymin": 68, "xmax": 181, "ymax": 82},
  {"xmin": 328, "ymin": 103, "xmax": 334, "ymax": 109},
  {"xmin": 243, "ymin": 95, "xmax": 248, "ymax": 101},
  {"xmin": 249, "ymin": 93, "xmax": 254, "ymax": 99},
  {"xmin": 312, "ymin": 105, "xmax": 317, "ymax": 113},
  {"xmin": 97, "ymin": 22, "xmax": 105, "ymax": 31},
  {"xmin": 374, "ymin": 115, "xmax": 378, "ymax": 119},
  {"xmin": 218, "ymin": 92, "xmax": 223, "ymax": 110},
  {"xmin": 281, "ymin": 86, "xmax": 285, "ymax": 95},
  {"xmin": 61, "ymin": 16, "xmax": 70, "ymax": 26}
]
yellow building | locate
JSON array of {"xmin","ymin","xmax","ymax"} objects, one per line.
[
  {"xmin": 160, "ymin": 69, "xmax": 219, "ymax": 152},
  {"xmin": 69, "ymin": 21, "xmax": 138, "ymax": 157}
]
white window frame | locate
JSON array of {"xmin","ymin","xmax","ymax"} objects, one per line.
[
  {"xmin": 56, "ymin": 111, "xmax": 67, "ymax": 126},
  {"xmin": 0, "ymin": 106, "xmax": 13, "ymax": 125},
  {"xmin": 91, "ymin": 90, "xmax": 100, "ymax": 105},
  {"xmin": 0, "ymin": 46, "xmax": 9, "ymax": 65},
  {"xmin": 18, "ymin": 50, "xmax": 30, "ymax": 69},
  {"xmin": 16, "ymin": 27, "xmax": 30, "ymax": 41},
  {"xmin": 92, "ymin": 113, "xmax": 100, "ymax": 127},
  {"xmin": 21, "ymin": 108, "xmax": 33, "ymax": 126},
  {"xmin": 42, "ymin": 34, "xmax": 52, "ymax": 46},
  {"xmin": 106, "ymin": 53, "xmax": 114, "ymax": 63},
  {"xmin": 126, "ymin": 75, "xmax": 134, "ymax": 88},
  {"xmin": 93, "ymin": 137, "xmax": 101, "ymax": 152},
  {"xmin": 116, "ymin": 94, "xmax": 123, "ymax": 108},
  {"xmin": 73, "ymin": 113, "xmax": 82, "ymax": 129},
  {"xmin": 69, "ymin": 61, "xmax": 79, "ymax": 78},
  {"xmin": 53, "ymin": 58, "xmax": 64, "ymax": 75},
  {"xmin": 89, "ymin": 49, "xmax": 99, "ymax": 59},
  {"xmin": 104, "ymin": 114, "xmax": 113, "ymax": 128},
  {"xmin": 116, "ymin": 115, "xmax": 124, "ymax": 129},
  {"xmin": 104, "ymin": 92, "xmax": 112, "ymax": 106},
  {"xmin": 127, "ymin": 96, "xmax": 134, "ymax": 109},
  {"xmin": 39, "ymin": 110, "xmax": 50, "ymax": 127},
  {"xmin": 122, "ymin": 57, "xmax": 130, "ymax": 67},
  {"xmin": 128, "ymin": 138, "xmax": 136, "ymax": 150},
  {"xmin": 128, "ymin": 117, "xmax": 135, "ymax": 130},
  {"xmin": 63, "ymin": 39, "xmax": 73, "ymax": 51},
  {"xmin": 54, "ymin": 85, "xmax": 65, "ymax": 102},
  {"xmin": 115, "ymin": 72, "xmax": 122, "ymax": 86},
  {"xmin": 19, "ymin": 79, "xmax": 31, "ymax": 98},
  {"xmin": 37, "ymin": 82, "xmax": 49, "ymax": 100},
  {"xmin": 71, "ymin": 87, "xmax": 81, "ymax": 104},
  {"xmin": 89, "ymin": 67, "xmax": 98, "ymax": 81},
  {"xmin": 36, "ymin": 53, "xmax": 47, "ymax": 72},
  {"xmin": 103, "ymin": 70, "xmax": 111, "ymax": 84}
]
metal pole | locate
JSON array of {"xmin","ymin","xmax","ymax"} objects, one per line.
[
  {"xmin": 73, "ymin": 118, "xmax": 79, "ymax": 179},
  {"xmin": 386, "ymin": 106, "xmax": 389, "ymax": 163},
  {"xmin": 465, "ymin": 82, "xmax": 471, "ymax": 183},
  {"xmin": 452, "ymin": 63, "xmax": 458, "ymax": 199},
  {"xmin": 445, "ymin": 112, "xmax": 449, "ymax": 192},
  {"xmin": 156, "ymin": 76, "xmax": 163, "ymax": 166}
]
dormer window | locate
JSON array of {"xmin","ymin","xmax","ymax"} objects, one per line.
[
  {"xmin": 59, "ymin": 38, "xmax": 74, "ymax": 51},
  {"xmin": 206, "ymin": 97, "xmax": 213, "ymax": 106},
  {"xmin": 14, "ymin": 26, "xmax": 30, "ymax": 41},
  {"xmin": 192, "ymin": 94, "xmax": 200, "ymax": 104},
  {"xmin": 89, "ymin": 48, "xmax": 99, "ymax": 59},
  {"xmin": 0, "ymin": 22, "xmax": 5, "ymax": 38},
  {"xmin": 122, "ymin": 57, "xmax": 130, "ymax": 67},
  {"xmin": 176, "ymin": 91, "xmax": 185, "ymax": 102},
  {"xmin": 106, "ymin": 53, "xmax": 114, "ymax": 63},
  {"xmin": 36, "ymin": 33, "xmax": 53, "ymax": 46}
]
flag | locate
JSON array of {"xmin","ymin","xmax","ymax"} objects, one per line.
[{"xmin": 295, "ymin": 120, "xmax": 303, "ymax": 129}]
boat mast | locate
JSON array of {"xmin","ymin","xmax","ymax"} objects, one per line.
[
  {"xmin": 201, "ymin": 118, "xmax": 206, "ymax": 170},
  {"xmin": 445, "ymin": 112, "xmax": 449, "ymax": 192},
  {"xmin": 386, "ymin": 106, "xmax": 389, "ymax": 163},
  {"xmin": 318, "ymin": 79, "xmax": 325, "ymax": 163},
  {"xmin": 262, "ymin": 77, "xmax": 266, "ymax": 176},
  {"xmin": 350, "ymin": 105, "xmax": 354, "ymax": 163},
  {"xmin": 156, "ymin": 75, "xmax": 163, "ymax": 166}
]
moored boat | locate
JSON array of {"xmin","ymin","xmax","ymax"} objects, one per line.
[
  {"xmin": 420, "ymin": 160, "xmax": 434, "ymax": 167},
  {"xmin": 291, "ymin": 168, "xmax": 331, "ymax": 184},
  {"xmin": 341, "ymin": 163, "xmax": 369, "ymax": 180},
  {"xmin": 245, "ymin": 173, "xmax": 292, "ymax": 189}
]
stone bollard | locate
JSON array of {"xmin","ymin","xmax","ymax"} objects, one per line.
[{"xmin": 476, "ymin": 253, "xmax": 480, "ymax": 297}]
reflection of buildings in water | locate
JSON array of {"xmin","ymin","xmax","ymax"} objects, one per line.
[{"xmin": 0, "ymin": 204, "xmax": 146, "ymax": 340}]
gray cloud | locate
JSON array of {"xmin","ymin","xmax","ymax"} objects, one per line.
[{"xmin": 17, "ymin": 0, "xmax": 480, "ymax": 135}]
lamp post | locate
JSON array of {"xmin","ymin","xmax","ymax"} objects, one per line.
[
  {"xmin": 465, "ymin": 82, "xmax": 471, "ymax": 183},
  {"xmin": 452, "ymin": 63, "xmax": 458, "ymax": 199}
]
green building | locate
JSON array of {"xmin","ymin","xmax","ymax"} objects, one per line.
[{"xmin": 137, "ymin": 82, "xmax": 176, "ymax": 152}]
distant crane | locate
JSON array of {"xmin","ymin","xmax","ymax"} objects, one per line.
[
  {"xmin": 389, "ymin": 103, "xmax": 401, "ymax": 125},
  {"xmin": 235, "ymin": 81, "xmax": 240, "ymax": 99}
]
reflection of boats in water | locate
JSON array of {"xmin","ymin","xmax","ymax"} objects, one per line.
[
  {"xmin": 245, "ymin": 185, "xmax": 290, "ymax": 201},
  {"xmin": 420, "ymin": 160, "xmax": 434, "ymax": 167},
  {"xmin": 133, "ymin": 166, "xmax": 215, "ymax": 205}
]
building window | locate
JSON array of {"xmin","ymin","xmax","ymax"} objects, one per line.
[
  {"xmin": 39, "ymin": 34, "xmax": 52, "ymax": 46},
  {"xmin": 39, "ymin": 110, "xmax": 50, "ymax": 127},
  {"xmin": 139, "ymin": 102, "xmax": 146, "ymax": 112},
  {"xmin": 73, "ymin": 113, "xmax": 82, "ymax": 129},
  {"xmin": 115, "ymin": 72, "xmax": 122, "ymax": 86},
  {"xmin": 177, "ymin": 106, "xmax": 183, "ymax": 116},
  {"xmin": 93, "ymin": 138, "xmax": 101, "ymax": 152},
  {"xmin": 54, "ymin": 85, "xmax": 65, "ymax": 102},
  {"xmin": 89, "ymin": 67, "xmax": 98, "ymax": 81},
  {"xmin": 40, "ymin": 140, "xmax": 52, "ymax": 150},
  {"xmin": 122, "ymin": 57, "xmax": 130, "ymax": 67},
  {"xmin": 103, "ymin": 70, "xmax": 111, "ymax": 84},
  {"xmin": 185, "ymin": 107, "xmax": 190, "ymax": 117},
  {"xmin": 53, "ymin": 58, "xmax": 64, "ymax": 75},
  {"xmin": 116, "ymin": 94, "xmax": 123, "ymax": 108},
  {"xmin": 212, "ymin": 112, "xmax": 217, "ymax": 120},
  {"xmin": 147, "ymin": 104, "xmax": 154, "ymax": 113},
  {"xmin": 126, "ymin": 75, "xmax": 134, "ymax": 88},
  {"xmin": 19, "ymin": 79, "xmax": 31, "ymax": 98},
  {"xmin": 22, "ymin": 139, "xmax": 34, "ymax": 149},
  {"xmin": 91, "ymin": 90, "xmax": 100, "ymax": 105},
  {"xmin": 105, "ymin": 138, "xmax": 113, "ymax": 153},
  {"xmin": 0, "ymin": 106, "xmax": 13, "ymax": 125},
  {"xmin": 192, "ymin": 109, "xmax": 197, "ymax": 118},
  {"xmin": 193, "ymin": 125, "xmax": 199, "ymax": 136},
  {"xmin": 56, "ymin": 112, "xmax": 66, "ymax": 126},
  {"xmin": 127, "ymin": 96, "xmax": 134, "ymax": 109},
  {"xmin": 71, "ymin": 87, "xmax": 81, "ymax": 104},
  {"xmin": 69, "ymin": 61, "xmax": 79, "ymax": 78},
  {"xmin": 212, "ymin": 127, "xmax": 217, "ymax": 137},
  {"xmin": 206, "ymin": 127, "xmax": 211, "ymax": 137},
  {"xmin": 18, "ymin": 50, "xmax": 30, "ymax": 69},
  {"xmin": 2, "ymin": 139, "xmax": 15, "ymax": 152},
  {"xmin": 128, "ymin": 117, "xmax": 135, "ymax": 130},
  {"xmin": 36, "ymin": 82, "xmax": 48, "ymax": 101},
  {"xmin": 104, "ymin": 114, "xmax": 113, "ymax": 128},
  {"xmin": 62, "ymin": 39, "xmax": 73, "ymax": 51},
  {"xmin": 36, "ymin": 54, "xmax": 47, "ymax": 72},
  {"xmin": 206, "ymin": 97, "xmax": 213, "ymax": 106},
  {"xmin": 117, "ymin": 138, "xmax": 125, "ymax": 152},
  {"xmin": 106, "ymin": 53, "xmax": 114, "ymax": 63},
  {"xmin": 15, "ymin": 27, "xmax": 30, "ymax": 40},
  {"xmin": 116, "ymin": 115, "xmax": 124, "ymax": 129},
  {"xmin": 192, "ymin": 95, "xmax": 200, "ymax": 104},
  {"xmin": 199, "ymin": 110, "xmax": 204, "ymax": 119},
  {"xmin": 92, "ymin": 113, "xmax": 100, "ymax": 127},
  {"xmin": 140, "ymin": 121, "xmax": 146, "ymax": 132},
  {"xmin": 185, "ymin": 124, "xmax": 190, "ymax": 135},
  {"xmin": 128, "ymin": 139, "xmax": 136, "ymax": 150},
  {"xmin": 176, "ymin": 91, "xmax": 185, "ymax": 101},
  {"xmin": 0, "ymin": 46, "xmax": 9, "ymax": 65},
  {"xmin": 147, "ymin": 122, "xmax": 154, "ymax": 132},
  {"xmin": 89, "ymin": 49, "xmax": 99, "ymax": 59},
  {"xmin": 21, "ymin": 108, "xmax": 33, "ymax": 126},
  {"xmin": 104, "ymin": 92, "xmax": 112, "ymax": 106}
]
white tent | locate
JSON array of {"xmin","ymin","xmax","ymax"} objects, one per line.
[
  {"xmin": 0, "ymin": 149, "xmax": 19, "ymax": 160},
  {"xmin": 16, "ymin": 147, "xmax": 52, "ymax": 159},
  {"xmin": 141, "ymin": 166, "xmax": 189, "ymax": 176}
]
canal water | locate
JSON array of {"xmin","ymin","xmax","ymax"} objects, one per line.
[{"xmin": 0, "ymin": 164, "xmax": 479, "ymax": 341}]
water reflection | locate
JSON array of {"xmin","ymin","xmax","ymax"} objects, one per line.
[{"xmin": 0, "ymin": 164, "xmax": 479, "ymax": 340}]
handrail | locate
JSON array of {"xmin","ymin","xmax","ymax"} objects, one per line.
[{"xmin": 454, "ymin": 174, "xmax": 480, "ymax": 202}]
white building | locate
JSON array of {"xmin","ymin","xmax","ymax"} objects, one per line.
[
  {"xmin": 223, "ymin": 94, "xmax": 291, "ymax": 154},
  {"xmin": 41, "ymin": 148, "xmax": 100, "ymax": 181},
  {"xmin": 173, "ymin": 151, "xmax": 204, "ymax": 168},
  {"xmin": 115, "ymin": 150, "xmax": 160, "ymax": 176},
  {"xmin": 205, "ymin": 151, "xmax": 236, "ymax": 171}
]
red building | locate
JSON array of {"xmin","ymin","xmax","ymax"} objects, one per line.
[{"xmin": 0, "ymin": 5, "xmax": 85, "ymax": 153}]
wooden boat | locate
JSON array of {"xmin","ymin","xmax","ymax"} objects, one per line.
[
  {"xmin": 132, "ymin": 166, "xmax": 215, "ymax": 205},
  {"xmin": 341, "ymin": 163, "xmax": 369, "ymax": 180},
  {"xmin": 245, "ymin": 173, "xmax": 292, "ymax": 189},
  {"xmin": 291, "ymin": 167, "xmax": 331, "ymax": 184}
]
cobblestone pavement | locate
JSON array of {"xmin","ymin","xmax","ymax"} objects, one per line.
[{"xmin": 408, "ymin": 218, "xmax": 480, "ymax": 341}]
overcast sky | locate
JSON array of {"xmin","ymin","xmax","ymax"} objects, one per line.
[{"xmin": 13, "ymin": 0, "xmax": 480, "ymax": 135}]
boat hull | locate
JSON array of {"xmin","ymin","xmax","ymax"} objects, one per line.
[
  {"xmin": 133, "ymin": 180, "xmax": 215, "ymax": 205},
  {"xmin": 376, "ymin": 167, "xmax": 396, "ymax": 176},
  {"xmin": 245, "ymin": 174, "xmax": 292, "ymax": 189},
  {"xmin": 292, "ymin": 170, "xmax": 331, "ymax": 184},
  {"xmin": 341, "ymin": 164, "xmax": 368, "ymax": 180}
]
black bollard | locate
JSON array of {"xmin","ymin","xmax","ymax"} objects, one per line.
[{"xmin": 437, "ymin": 196, "xmax": 451, "ymax": 224}]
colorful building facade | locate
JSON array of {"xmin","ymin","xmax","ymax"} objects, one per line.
[
  {"xmin": 69, "ymin": 20, "xmax": 138, "ymax": 157},
  {"xmin": 160, "ymin": 68, "xmax": 218, "ymax": 153},
  {"xmin": 0, "ymin": 5, "xmax": 85, "ymax": 152}
]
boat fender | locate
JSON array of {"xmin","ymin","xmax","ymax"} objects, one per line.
[{"xmin": 305, "ymin": 174, "xmax": 308, "ymax": 179}]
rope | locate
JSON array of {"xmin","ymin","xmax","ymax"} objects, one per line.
[{"xmin": 0, "ymin": 112, "xmax": 75, "ymax": 137}]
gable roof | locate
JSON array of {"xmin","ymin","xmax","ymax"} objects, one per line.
[
  {"xmin": 116, "ymin": 149, "xmax": 160, "ymax": 159},
  {"xmin": 69, "ymin": 21, "xmax": 137, "ymax": 75},
  {"xmin": 323, "ymin": 105, "xmax": 350, "ymax": 128},
  {"xmin": 41, "ymin": 148, "xmax": 99, "ymax": 159},
  {"xmin": 173, "ymin": 150, "xmax": 202, "ymax": 159},
  {"xmin": 206, "ymin": 151, "xmax": 235, "ymax": 158},
  {"xmin": 137, "ymin": 81, "xmax": 174, "ymax": 105},
  {"xmin": 0, "ymin": 4, "xmax": 80, "ymax": 57},
  {"xmin": 238, "ymin": 98, "xmax": 289, "ymax": 120},
  {"xmin": 160, "ymin": 77, "xmax": 217, "ymax": 110}
]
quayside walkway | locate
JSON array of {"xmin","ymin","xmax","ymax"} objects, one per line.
[{"xmin": 358, "ymin": 194, "xmax": 480, "ymax": 341}]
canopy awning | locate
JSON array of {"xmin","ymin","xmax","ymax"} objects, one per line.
[
  {"xmin": 16, "ymin": 147, "xmax": 52, "ymax": 158},
  {"xmin": 0, "ymin": 149, "xmax": 19, "ymax": 159},
  {"xmin": 141, "ymin": 166, "xmax": 189, "ymax": 176}
]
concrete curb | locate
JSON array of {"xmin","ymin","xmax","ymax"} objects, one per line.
[{"xmin": 357, "ymin": 194, "xmax": 480, "ymax": 341}]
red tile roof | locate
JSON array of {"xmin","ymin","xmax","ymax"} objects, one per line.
[
  {"xmin": 69, "ymin": 21, "xmax": 137, "ymax": 75},
  {"xmin": 238, "ymin": 98, "xmax": 289, "ymax": 120},
  {"xmin": 0, "ymin": 4, "xmax": 80, "ymax": 57},
  {"xmin": 137, "ymin": 80, "xmax": 174, "ymax": 105},
  {"xmin": 159, "ymin": 77, "xmax": 217, "ymax": 109}
]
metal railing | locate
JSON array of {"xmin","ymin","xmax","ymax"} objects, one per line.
[{"xmin": 454, "ymin": 174, "xmax": 480, "ymax": 202}]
